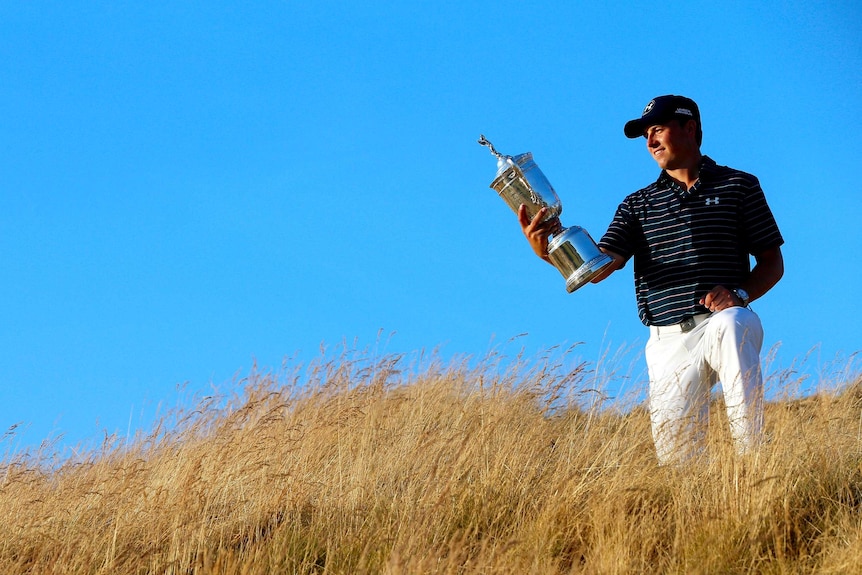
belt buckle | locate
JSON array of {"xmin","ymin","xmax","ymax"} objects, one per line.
[{"xmin": 680, "ymin": 316, "xmax": 697, "ymax": 332}]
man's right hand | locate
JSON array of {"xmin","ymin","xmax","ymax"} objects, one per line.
[{"xmin": 517, "ymin": 204, "xmax": 561, "ymax": 263}]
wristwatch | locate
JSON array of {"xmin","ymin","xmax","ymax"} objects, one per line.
[{"xmin": 732, "ymin": 288, "xmax": 750, "ymax": 307}]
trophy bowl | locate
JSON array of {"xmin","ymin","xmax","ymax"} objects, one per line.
[{"xmin": 479, "ymin": 135, "xmax": 613, "ymax": 293}]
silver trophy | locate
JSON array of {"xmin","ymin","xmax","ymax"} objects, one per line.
[{"xmin": 478, "ymin": 135, "xmax": 613, "ymax": 293}]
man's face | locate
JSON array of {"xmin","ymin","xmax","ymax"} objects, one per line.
[{"xmin": 644, "ymin": 119, "xmax": 697, "ymax": 170}]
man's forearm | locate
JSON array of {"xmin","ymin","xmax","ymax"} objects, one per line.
[
  {"xmin": 590, "ymin": 248, "xmax": 625, "ymax": 283},
  {"xmin": 743, "ymin": 246, "xmax": 784, "ymax": 303}
]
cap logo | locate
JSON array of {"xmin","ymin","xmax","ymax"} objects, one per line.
[
  {"xmin": 676, "ymin": 107, "xmax": 693, "ymax": 116},
  {"xmin": 642, "ymin": 99, "xmax": 656, "ymax": 116}
]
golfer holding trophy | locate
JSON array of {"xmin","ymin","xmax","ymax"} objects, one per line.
[{"xmin": 480, "ymin": 95, "xmax": 786, "ymax": 465}]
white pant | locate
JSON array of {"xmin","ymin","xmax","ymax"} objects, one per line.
[{"xmin": 644, "ymin": 307, "xmax": 765, "ymax": 465}]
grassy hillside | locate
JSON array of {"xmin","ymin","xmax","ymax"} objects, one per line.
[{"xmin": 1, "ymin": 348, "xmax": 860, "ymax": 574}]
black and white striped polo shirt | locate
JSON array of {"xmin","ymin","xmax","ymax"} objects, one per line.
[{"xmin": 598, "ymin": 156, "xmax": 784, "ymax": 327}]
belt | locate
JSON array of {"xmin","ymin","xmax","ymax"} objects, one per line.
[{"xmin": 650, "ymin": 313, "xmax": 712, "ymax": 335}]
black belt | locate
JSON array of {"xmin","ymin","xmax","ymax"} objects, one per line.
[{"xmin": 651, "ymin": 313, "xmax": 712, "ymax": 335}]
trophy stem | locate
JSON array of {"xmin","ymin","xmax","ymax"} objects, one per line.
[{"xmin": 548, "ymin": 218, "xmax": 565, "ymax": 238}]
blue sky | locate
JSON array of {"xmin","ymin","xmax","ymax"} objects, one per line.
[{"xmin": 2, "ymin": 1, "xmax": 860, "ymax": 455}]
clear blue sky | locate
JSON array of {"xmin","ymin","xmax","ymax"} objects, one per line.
[{"xmin": 2, "ymin": 1, "xmax": 860, "ymax": 455}]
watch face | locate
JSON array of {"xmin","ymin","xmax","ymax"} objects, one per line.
[{"xmin": 735, "ymin": 288, "xmax": 749, "ymax": 304}]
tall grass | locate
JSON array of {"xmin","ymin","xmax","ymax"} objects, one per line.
[{"xmin": 1, "ymin": 345, "xmax": 860, "ymax": 574}]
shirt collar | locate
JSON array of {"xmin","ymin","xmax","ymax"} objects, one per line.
[{"xmin": 657, "ymin": 155, "xmax": 716, "ymax": 198}]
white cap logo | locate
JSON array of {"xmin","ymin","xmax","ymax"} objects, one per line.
[{"xmin": 642, "ymin": 99, "xmax": 656, "ymax": 116}]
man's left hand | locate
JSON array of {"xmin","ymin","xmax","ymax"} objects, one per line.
[{"xmin": 700, "ymin": 286, "xmax": 743, "ymax": 312}]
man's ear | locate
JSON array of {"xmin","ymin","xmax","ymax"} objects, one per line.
[{"xmin": 685, "ymin": 118, "xmax": 698, "ymax": 138}]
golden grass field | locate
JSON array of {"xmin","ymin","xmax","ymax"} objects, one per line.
[{"xmin": 2, "ymin": 345, "xmax": 860, "ymax": 574}]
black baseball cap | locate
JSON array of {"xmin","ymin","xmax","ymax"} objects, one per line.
[{"xmin": 624, "ymin": 95, "xmax": 701, "ymax": 139}]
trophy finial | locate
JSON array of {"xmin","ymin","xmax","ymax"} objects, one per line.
[{"xmin": 477, "ymin": 134, "xmax": 503, "ymax": 160}]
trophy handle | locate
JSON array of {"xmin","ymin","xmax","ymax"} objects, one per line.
[{"xmin": 478, "ymin": 134, "xmax": 502, "ymax": 160}]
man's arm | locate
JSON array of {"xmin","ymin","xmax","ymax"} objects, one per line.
[
  {"xmin": 590, "ymin": 248, "xmax": 625, "ymax": 283},
  {"xmin": 743, "ymin": 245, "xmax": 785, "ymax": 302},
  {"xmin": 701, "ymin": 246, "xmax": 785, "ymax": 311},
  {"xmin": 519, "ymin": 203, "xmax": 626, "ymax": 282}
]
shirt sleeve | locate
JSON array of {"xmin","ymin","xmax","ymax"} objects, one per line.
[
  {"xmin": 598, "ymin": 196, "xmax": 638, "ymax": 262},
  {"xmin": 740, "ymin": 176, "xmax": 784, "ymax": 255}
]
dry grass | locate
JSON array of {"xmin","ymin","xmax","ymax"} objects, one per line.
[{"xmin": 1, "ymin": 345, "xmax": 860, "ymax": 574}]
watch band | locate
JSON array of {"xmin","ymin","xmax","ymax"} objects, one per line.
[{"xmin": 732, "ymin": 288, "xmax": 750, "ymax": 306}]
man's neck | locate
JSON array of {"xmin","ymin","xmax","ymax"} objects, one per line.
[{"xmin": 665, "ymin": 153, "xmax": 703, "ymax": 191}]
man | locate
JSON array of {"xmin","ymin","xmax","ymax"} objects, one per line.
[{"xmin": 519, "ymin": 95, "xmax": 784, "ymax": 464}]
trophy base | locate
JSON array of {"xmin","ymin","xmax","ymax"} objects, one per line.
[
  {"xmin": 547, "ymin": 226, "xmax": 614, "ymax": 293},
  {"xmin": 563, "ymin": 253, "xmax": 614, "ymax": 293}
]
